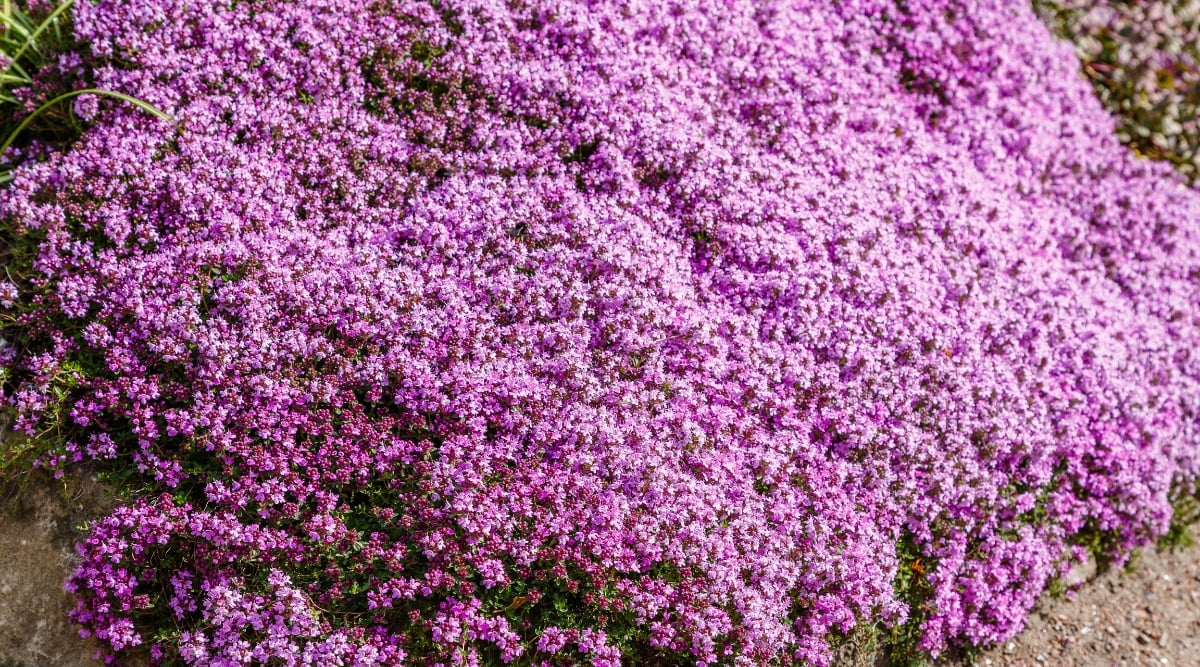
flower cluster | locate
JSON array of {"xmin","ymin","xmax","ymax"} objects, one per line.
[{"xmin": 3, "ymin": 0, "xmax": 1200, "ymax": 665}]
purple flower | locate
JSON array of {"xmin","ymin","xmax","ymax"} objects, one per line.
[{"xmin": 2, "ymin": 0, "xmax": 1198, "ymax": 664}]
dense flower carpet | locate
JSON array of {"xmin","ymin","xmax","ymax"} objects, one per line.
[{"xmin": 3, "ymin": 0, "xmax": 1200, "ymax": 665}]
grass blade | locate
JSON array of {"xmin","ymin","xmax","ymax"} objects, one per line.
[
  {"xmin": 0, "ymin": 87, "xmax": 171, "ymax": 158},
  {"xmin": 6, "ymin": 0, "xmax": 71, "ymax": 67}
]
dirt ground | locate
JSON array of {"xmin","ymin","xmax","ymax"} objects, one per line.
[
  {"xmin": 2, "ymin": 472, "xmax": 1200, "ymax": 667},
  {"xmin": 963, "ymin": 543, "xmax": 1200, "ymax": 667},
  {"xmin": 833, "ymin": 541, "xmax": 1200, "ymax": 667}
]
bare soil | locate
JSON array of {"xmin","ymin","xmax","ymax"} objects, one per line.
[
  {"xmin": 964, "ymin": 542, "xmax": 1200, "ymax": 667},
  {"xmin": 831, "ymin": 540, "xmax": 1200, "ymax": 667}
]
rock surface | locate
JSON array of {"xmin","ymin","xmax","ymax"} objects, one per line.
[{"xmin": 0, "ymin": 472, "xmax": 110, "ymax": 667}]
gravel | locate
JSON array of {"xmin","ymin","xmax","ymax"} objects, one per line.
[{"xmin": 961, "ymin": 538, "xmax": 1200, "ymax": 667}]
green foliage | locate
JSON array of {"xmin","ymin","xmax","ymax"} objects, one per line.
[
  {"xmin": 1159, "ymin": 483, "xmax": 1200, "ymax": 550},
  {"xmin": 0, "ymin": 0, "xmax": 80, "ymax": 180},
  {"xmin": 0, "ymin": 0, "xmax": 73, "ymax": 100},
  {"xmin": 1033, "ymin": 0, "xmax": 1200, "ymax": 181},
  {"xmin": 880, "ymin": 532, "xmax": 935, "ymax": 667},
  {"xmin": 1068, "ymin": 518, "xmax": 1128, "ymax": 576}
]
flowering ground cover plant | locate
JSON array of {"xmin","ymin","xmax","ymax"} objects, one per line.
[{"xmin": 3, "ymin": 0, "xmax": 1200, "ymax": 665}]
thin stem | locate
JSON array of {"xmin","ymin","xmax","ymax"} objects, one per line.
[{"xmin": 0, "ymin": 87, "xmax": 171, "ymax": 158}]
